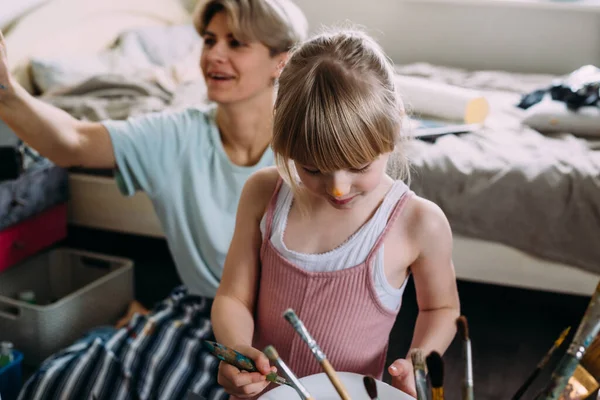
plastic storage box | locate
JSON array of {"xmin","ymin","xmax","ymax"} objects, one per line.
[
  {"xmin": 0, "ymin": 248, "xmax": 134, "ymax": 366},
  {"xmin": 0, "ymin": 349, "xmax": 23, "ymax": 400}
]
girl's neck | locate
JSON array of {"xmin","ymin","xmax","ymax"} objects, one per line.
[{"xmin": 216, "ymin": 90, "xmax": 275, "ymax": 167}]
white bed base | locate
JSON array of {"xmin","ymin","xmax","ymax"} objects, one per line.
[{"xmin": 68, "ymin": 173, "xmax": 599, "ymax": 297}]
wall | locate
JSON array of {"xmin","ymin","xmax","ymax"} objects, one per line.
[{"xmin": 293, "ymin": 0, "xmax": 600, "ymax": 74}]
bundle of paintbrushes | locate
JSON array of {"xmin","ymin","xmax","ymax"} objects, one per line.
[
  {"xmin": 511, "ymin": 327, "xmax": 571, "ymax": 400},
  {"xmin": 411, "ymin": 315, "xmax": 473, "ymax": 400},
  {"xmin": 530, "ymin": 280, "xmax": 600, "ymax": 400}
]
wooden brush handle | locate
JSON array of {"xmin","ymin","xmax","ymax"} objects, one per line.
[
  {"xmin": 432, "ymin": 387, "xmax": 445, "ymax": 400},
  {"xmin": 321, "ymin": 360, "xmax": 352, "ymax": 400}
]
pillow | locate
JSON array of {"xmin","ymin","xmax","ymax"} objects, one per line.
[
  {"xmin": 5, "ymin": 0, "xmax": 192, "ymax": 92},
  {"xmin": 522, "ymin": 99, "xmax": 600, "ymax": 137},
  {"xmin": 30, "ymin": 24, "xmax": 202, "ymax": 94}
]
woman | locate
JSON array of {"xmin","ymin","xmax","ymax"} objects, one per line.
[{"xmin": 0, "ymin": 1, "xmax": 308, "ymax": 399}]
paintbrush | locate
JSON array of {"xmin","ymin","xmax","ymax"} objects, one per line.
[
  {"xmin": 264, "ymin": 345, "xmax": 315, "ymax": 400},
  {"xmin": 426, "ymin": 351, "xmax": 444, "ymax": 400},
  {"xmin": 534, "ymin": 280, "xmax": 600, "ymax": 400},
  {"xmin": 457, "ymin": 316, "xmax": 474, "ymax": 400},
  {"xmin": 511, "ymin": 326, "xmax": 571, "ymax": 400},
  {"xmin": 363, "ymin": 376, "xmax": 379, "ymax": 400},
  {"xmin": 201, "ymin": 340, "xmax": 291, "ymax": 387},
  {"xmin": 282, "ymin": 308, "xmax": 352, "ymax": 400},
  {"xmin": 410, "ymin": 349, "xmax": 429, "ymax": 400}
]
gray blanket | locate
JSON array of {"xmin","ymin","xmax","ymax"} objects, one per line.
[{"xmin": 387, "ymin": 63, "xmax": 600, "ymax": 275}]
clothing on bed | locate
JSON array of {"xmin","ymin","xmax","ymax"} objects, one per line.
[
  {"xmin": 18, "ymin": 287, "xmax": 227, "ymax": 400},
  {"xmin": 104, "ymin": 105, "xmax": 275, "ymax": 298}
]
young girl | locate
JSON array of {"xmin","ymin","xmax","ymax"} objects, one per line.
[{"xmin": 211, "ymin": 28, "xmax": 460, "ymax": 399}]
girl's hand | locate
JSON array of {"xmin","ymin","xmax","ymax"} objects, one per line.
[
  {"xmin": 217, "ymin": 345, "xmax": 275, "ymax": 398},
  {"xmin": 389, "ymin": 358, "xmax": 417, "ymax": 398}
]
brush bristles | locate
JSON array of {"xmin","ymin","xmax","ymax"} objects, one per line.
[
  {"xmin": 263, "ymin": 345, "xmax": 279, "ymax": 362},
  {"xmin": 411, "ymin": 349, "xmax": 426, "ymax": 370},
  {"xmin": 426, "ymin": 351, "xmax": 444, "ymax": 388},
  {"xmin": 457, "ymin": 316, "xmax": 469, "ymax": 341},
  {"xmin": 363, "ymin": 376, "xmax": 378, "ymax": 399},
  {"xmin": 283, "ymin": 308, "xmax": 295, "ymax": 321}
]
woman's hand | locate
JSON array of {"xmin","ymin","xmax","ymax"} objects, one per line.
[
  {"xmin": 217, "ymin": 345, "xmax": 275, "ymax": 398},
  {"xmin": 389, "ymin": 358, "xmax": 417, "ymax": 398}
]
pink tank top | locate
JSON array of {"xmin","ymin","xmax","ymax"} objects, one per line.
[{"xmin": 251, "ymin": 178, "xmax": 412, "ymax": 393}]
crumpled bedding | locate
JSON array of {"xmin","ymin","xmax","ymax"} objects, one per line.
[{"xmin": 387, "ymin": 63, "xmax": 600, "ymax": 275}]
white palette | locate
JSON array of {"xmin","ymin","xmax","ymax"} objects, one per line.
[{"xmin": 258, "ymin": 372, "xmax": 415, "ymax": 400}]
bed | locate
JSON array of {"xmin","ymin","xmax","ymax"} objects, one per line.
[
  {"xmin": 388, "ymin": 63, "xmax": 600, "ymax": 297},
  {"xmin": 4, "ymin": 0, "xmax": 599, "ymax": 297}
]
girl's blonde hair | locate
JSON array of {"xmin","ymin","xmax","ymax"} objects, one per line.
[
  {"xmin": 272, "ymin": 28, "xmax": 410, "ymax": 193},
  {"xmin": 194, "ymin": 0, "xmax": 308, "ymax": 56}
]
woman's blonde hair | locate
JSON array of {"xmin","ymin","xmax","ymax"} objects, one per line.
[
  {"xmin": 194, "ymin": 0, "xmax": 308, "ymax": 56},
  {"xmin": 272, "ymin": 28, "xmax": 410, "ymax": 194}
]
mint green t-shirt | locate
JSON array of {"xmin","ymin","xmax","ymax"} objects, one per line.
[{"xmin": 103, "ymin": 106, "xmax": 274, "ymax": 298}]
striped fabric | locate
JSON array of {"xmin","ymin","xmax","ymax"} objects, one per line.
[{"xmin": 18, "ymin": 287, "xmax": 227, "ymax": 400}]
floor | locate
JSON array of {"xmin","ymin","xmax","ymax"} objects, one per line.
[{"xmin": 63, "ymin": 226, "xmax": 593, "ymax": 400}]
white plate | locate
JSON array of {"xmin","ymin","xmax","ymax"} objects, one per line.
[{"xmin": 258, "ymin": 372, "xmax": 415, "ymax": 400}]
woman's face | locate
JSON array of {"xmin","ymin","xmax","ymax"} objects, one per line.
[{"xmin": 200, "ymin": 11, "xmax": 285, "ymax": 105}]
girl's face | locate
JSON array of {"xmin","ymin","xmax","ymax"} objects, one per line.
[
  {"xmin": 200, "ymin": 12, "xmax": 286, "ymax": 105},
  {"xmin": 294, "ymin": 153, "xmax": 391, "ymax": 210}
]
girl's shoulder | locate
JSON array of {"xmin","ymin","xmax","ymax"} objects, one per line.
[
  {"xmin": 240, "ymin": 166, "xmax": 281, "ymax": 218},
  {"xmin": 393, "ymin": 193, "xmax": 453, "ymax": 250}
]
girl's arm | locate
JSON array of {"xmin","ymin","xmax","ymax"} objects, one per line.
[
  {"xmin": 211, "ymin": 167, "xmax": 278, "ymax": 347},
  {"xmin": 211, "ymin": 167, "xmax": 279, "ymax": 397},
  {"xmin": 389, "ymin": 198, "xmax": 460, "ymax": 396},
  {"xmin": 408, "ymin": 198, "xmax": 460, "ymax": 355}
]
